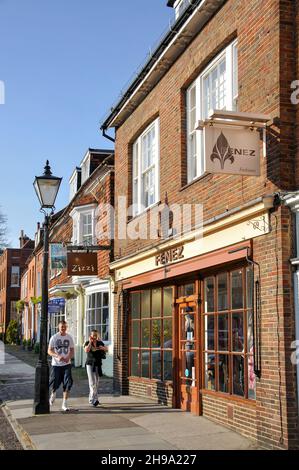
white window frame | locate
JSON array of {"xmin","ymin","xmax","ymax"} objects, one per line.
[
  {"xmin": 70, "ymin": 204, "xmax": 97, "ymax": 246},
  {"xmin": 11, "ymin": 266, "xmax": 20, "ymax": 287},
  {"xmin": 85, "ymin": 291, "xmax": 110, "ymax": 343},
  {"xmin": 186, "ymin": 40, "xmax": 238, "ymax": 183},
  {"xmin": 81, "ymin": 154, "xmax": 90, "ymax": 185},
  {"xmin": 174, "ymin": 0, "xmax": 189, "ymax": 19},
  {"xmin": 132, "ymin": 118, "xmax": 160, "ymax": 216}
]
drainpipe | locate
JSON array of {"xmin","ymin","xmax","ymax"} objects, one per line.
[
  {"xmin": 281, "ymin": 192, "xmax": 299, "ymax": 413},
  {"xmin": 101, "ymin": 126, "xmax": 115, "ymax": 143}
]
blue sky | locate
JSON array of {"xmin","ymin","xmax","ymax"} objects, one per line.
[{"xmin": 0, "ymin": 0, "xmax": 172, "ymax": 246}]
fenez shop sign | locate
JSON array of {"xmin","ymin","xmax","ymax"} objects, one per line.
[{"xmin": 204, "ymin": 126, "xmax": 260, "ymax": 176}]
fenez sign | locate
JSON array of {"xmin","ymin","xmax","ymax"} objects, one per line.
[{"xmin": 204, "ymin": 126, "xmax": 260, "ymax": 176}]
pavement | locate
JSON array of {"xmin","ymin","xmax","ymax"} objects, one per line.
[{"xmin": 0, "ymin": 352, "xmax": 257, "ymax": 451}]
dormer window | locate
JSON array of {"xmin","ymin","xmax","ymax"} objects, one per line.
[
  {"xmin": 81, "ymin": 154, "xmax": 91, "ymax": 185},
  {"xmin": 69, "ymin": 167, "xmax": 82, "ymax": 201}
]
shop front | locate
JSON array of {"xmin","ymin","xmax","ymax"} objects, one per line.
[{"xmin": 111, "ymin": 197, "xmax": 276, "ymax": 441}]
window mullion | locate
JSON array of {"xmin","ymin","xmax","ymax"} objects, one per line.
[{"xmin": 226, "ymin": 45, "xmax": 233, "ymax": 110}]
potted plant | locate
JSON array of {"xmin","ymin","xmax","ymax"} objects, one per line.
[{"xmin": 22, "ymin": 339, "xmax": 27, "ymax": 350}]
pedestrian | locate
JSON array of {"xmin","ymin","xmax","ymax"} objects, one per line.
[
  {"xmin": 84, "ymin": 329, "xmax": 108, "ymax": 407},
  {"xmin": 48, "ymin": 320, "xmax": 74, "ymax": 412}
]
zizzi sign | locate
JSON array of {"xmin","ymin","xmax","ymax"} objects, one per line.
[
  {"xmin": 67, "ymin": 252, "xmax": 98, "ymax": 276},
  {"xmin": 204, "ymin": 127, "xmax": 260, "ymax": 176},
  {"xmin": 155, "ymin": 246, "xmax": 185, "ymax": 266}
]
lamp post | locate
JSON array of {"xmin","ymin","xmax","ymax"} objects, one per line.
[{"xmin": 33, "ymin": 161, "xmax": 62, "ymax": 415}]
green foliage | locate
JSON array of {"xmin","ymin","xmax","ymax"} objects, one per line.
[
  {"xmin": 34, "ymin": 342, "xmax": 40, "ymax": 354},
  {"xmin": 16, "ymin": 300, "xmax": 26, "ymax": 312},
  {"xmin": 30, "ymin": 296, "xmax": 42, "ymax": 305},
  {"xmin": 6, "ymin": 319, "xmax": 18, "ymax": 344}
]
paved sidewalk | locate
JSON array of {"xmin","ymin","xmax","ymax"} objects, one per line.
[{"xmin": 1, "ymin": 353, "xmax": 257, "ymax": 451}]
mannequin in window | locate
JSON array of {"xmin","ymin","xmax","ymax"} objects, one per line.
[{"xmin": 184, "ymin": 307, "xmax": 195, "ymax": 381}]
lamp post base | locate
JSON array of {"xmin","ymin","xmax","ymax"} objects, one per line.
[{"xmin": 33, "ymin": 360, "xmax": 50, "ymax": 415}]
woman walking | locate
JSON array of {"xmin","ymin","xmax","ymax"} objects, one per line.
[{"xmin": 84, "ymin": 330, "xmax": 108, "ymax": 407}]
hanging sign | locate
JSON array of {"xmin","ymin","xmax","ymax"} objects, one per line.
[
  {"xmin": 67, "ymin": 252, "xmax": 98, "ymax": 276},
  {"xmin": 50, "ymin": 243, "xmax": 67, "ymax": 270},
  {"xmin": 204, "ymin": 126, "xmax": 260, "ymax": 176}
]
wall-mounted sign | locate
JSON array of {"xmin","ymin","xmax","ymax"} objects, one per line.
[
  {"xmin": 48, "ymin": 298, "xmax": 65, "ymax": 314},
  {"xmin": 204, "ymin": 126, "xmax": 260, "ymax": 176},
  {"xmin": 67, "ymin": 252, "xmax": 98, "ymax": 276},
  {"xmin": 155, "ymin": 245, "xmax": 184, "ymax": 266},
  {"xmin": 50, "ymin": 243, "xmax": 67, "ymax": 270}
]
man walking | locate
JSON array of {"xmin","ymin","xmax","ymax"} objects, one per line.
[{"xmin": 48, "ymin": 320, "xmax": 74, "ymax": 411}]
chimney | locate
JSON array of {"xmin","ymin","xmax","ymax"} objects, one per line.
[{"xmin": 19, "ymin": 230, "xmax": 24, "ymax": 248}]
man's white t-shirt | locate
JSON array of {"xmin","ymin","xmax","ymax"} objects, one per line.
[{"xmin": 49, "ymin": 333, "xmax": 74, "ymax": 367}]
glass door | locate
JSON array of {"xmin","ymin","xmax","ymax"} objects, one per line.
[{"xmin": 177, "ymin": 300, "xmax": 200, "ymax": 414}]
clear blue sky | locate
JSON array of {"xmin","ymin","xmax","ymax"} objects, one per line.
[{"xmin": 0, "ymin": 0, "xmax": 172, "ymax": 246}]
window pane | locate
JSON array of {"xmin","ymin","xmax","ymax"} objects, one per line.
[
  {"xmin": 163, "ymin": 318, "xmax": 172, "ymax": 349},
  {"xmin": 102, "ymin": 307, "xmax": 109, "ymax": 325},
  {"xmin": 183, "ymin": 349, "xmax": 195, "ymax": 380},
  {"xmin": 163, "ymin": 287, "xmax": 173, "ymax": 316},
  {"xmin": 219, "ymin": 354, "xmax": 229, "ymax": 393},
  {"xmin": 103, "ymin": 292, "xmax": 109, "ymax": 306},
  {"xmin": 204, "ymin": 277, "xmax": 214, "ymax": 312},
  {"xmin": 132, "ymin": 321, "xmax": 140, "ymax": 347},
  {"xmin": 232, "ymin": 312, "xmax": 244, "ymax": 352},
  {"xmin": 152, "ymin": 320, "xmax": 161, "ymax": 348},
  {"xmin": 204, "ymin": 315, "xmax": 214, "ymax": 351},
  {"xmin": 248, "ymin": 355, "xmax": 256, "ymax": 400},
  {"xmin": 151, "ymin": 350, "xmax": 161, "ymax": 380},
  {"xmin": 131, "ymin": 293, "xmax": 140, "ymax": 319},
  {"xmin": 152, "ymin": 288, "xmax": 161, "ymax": 317},
  {"xmin": 94, "ymin": 308, "xmax": 101, "ymax": 327},
  {"xmin": 231, "ymin": 270, "xmax": 243, "ymax": 309},
  {"xmin": 179, "ymin": 283, "xmax": 195, "ymax": 297},
  {"xmin": 141, "ymin": 350, "xmax": 150, "ymax": 378},
  {"xmin": 102, "ymin": 324, "xmax": 109, "ymax": 342},
  {"xmin": 247, "ymin": 310, "xmax": 254, "ymax": 354},
  {"xmin": 141, "ymin": 320, "xmax": 150, "ymax": 347},
  {"xmin": 205, "ymin": 353, "xmax": 215, "ymax": 390},
  {"xmin": 184, "ymin": 311, "xmax": 195, "ymax": 341},
  {"xmin": 131, "ymin": 350, "xmax": 140, "ymax": 377},
  {"xmin": 163, "ymin": 351, "xmax": 173, "ymax": 381},
  {"xmin": 218, "ymin": 314, "xmax": 229, "ymax": 351},
  {"xmin": 232, "ymin": 355, "xmax": 245, "ymax": 397},
  {"xmin": 218, "ymin": 273, "xmax": 228, "ymax": 311},
  {"xmin": 141, "ymin": 290, "xmax": 150, "ymax": 318}
]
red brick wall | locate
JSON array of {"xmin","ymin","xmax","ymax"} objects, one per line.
[{"xmin": 111, "ymin": 0, "xmax": 299, "ymax": 449}]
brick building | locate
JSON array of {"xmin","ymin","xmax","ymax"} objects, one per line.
[
  {"xmin": 20, "ymin": 224, "xmax": 44, "ymax": 342},
  {"xmin": 0, "ymin": 231, "xmax": 34, "ymax": 336},
  {"xmin": 48, "ymin": 149, "xmax": 114, "ymax": 373},
  {"xmin": 100, "ymin": 0, "xmax": 299, "ymax": 449}
]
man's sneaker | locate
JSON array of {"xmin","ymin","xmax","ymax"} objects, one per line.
[
  {"xmin": 62, "ymin": 401, "xmax": 70, "ymax": 412},
  {"xmin": 49, "ymin": 392, "xmax": 56, "ymax": 406},
  {"xmin": 93, "ymin": 400, "xmax": 100, "ymax": 407}
]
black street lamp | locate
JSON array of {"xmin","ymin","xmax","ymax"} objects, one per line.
[{"xmin": 33, "ymin": 161, "xmax": 62, "ymax": 415}]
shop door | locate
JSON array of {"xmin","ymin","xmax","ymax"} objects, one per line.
[{"xmin": 177, "ymin": 300, "xmax": 200, "ymax": 414}]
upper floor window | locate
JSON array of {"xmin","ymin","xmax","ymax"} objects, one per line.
[
  {"xmin": 11, "ymin": 266, "xmax": 20, "ymax": 287},
  {"xmin": 71, "ymin": 204, "xmax": 96, "ymax": 246},
  {"xmin": 186, "ymin": 41, "xmax": 238, "ymax": 183},
  {"xmin": 132, "ymin": 118, "xmax": 160, "ymax": 216}
]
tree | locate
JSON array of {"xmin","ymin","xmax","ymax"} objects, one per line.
[{"xmin": 0, "ymin": 208, "xmax": 9, "ymax": 254}]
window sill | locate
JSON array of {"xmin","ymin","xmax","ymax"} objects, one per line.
[
  {"xmin": 180, "ymin": 172, "xmax": 213, "ymax": 192},
  {"xmin": 201, "ymin": 389, "xmax": 256, "ymax": 406}
]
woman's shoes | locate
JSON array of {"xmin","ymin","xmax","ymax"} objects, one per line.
[{"xmin": 93, "ymin": 400, "xmax": 100, "ymax": 407}]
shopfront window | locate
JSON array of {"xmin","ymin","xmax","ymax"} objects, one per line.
[
  {"xmin": 85, "ymin": 291, "xmax": 109, "ymax": 342},
  {"xmin": 203, "ymin": 266, "xmax": 255, "ymax": 399},
  {"xmin": 130, "ymin": 287, "xmax": 173, "ymax": 381}
]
